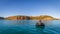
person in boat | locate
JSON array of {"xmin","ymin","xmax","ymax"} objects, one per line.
[{"xmin": 36, "ymin": 20, "xmax": 45, "ymax": 26}]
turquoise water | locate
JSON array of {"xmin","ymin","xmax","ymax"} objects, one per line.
[{"xmin": 0, "ymin": 20, "xmax": 60, "ymax": 34}]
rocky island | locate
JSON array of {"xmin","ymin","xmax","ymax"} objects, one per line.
[{"xmin": 5, "ymin": 15, "xmax": 60, "ymax": 20}]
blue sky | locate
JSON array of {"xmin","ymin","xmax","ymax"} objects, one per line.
[{"xmin": 0, "ymin": 0, "xmax": 60, "ymax": 18}]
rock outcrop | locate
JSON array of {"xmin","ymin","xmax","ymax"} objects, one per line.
[
  {"xmin": 0, "ymin": 17, "xmax": 4, "ymax": 20},
  {"xmin": 5, "ymin": 16, "xmax": 30, "ymax": 20}
]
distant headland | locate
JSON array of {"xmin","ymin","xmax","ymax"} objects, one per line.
[{"xmin": 0, "ymin": 15, "xmax": 60, "ymax": 20}]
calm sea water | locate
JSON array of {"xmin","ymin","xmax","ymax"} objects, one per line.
[{"xmin": 0, "ymin": 20, "xmax": 60, "ymax": 34}]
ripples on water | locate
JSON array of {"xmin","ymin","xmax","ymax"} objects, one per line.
[{"xmin": 0, "ymin": 20, "xmax": 60, "ymax": 34}]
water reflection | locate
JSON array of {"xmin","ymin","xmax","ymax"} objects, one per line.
[
  {"xmin": 16, "ymin": 20, "xmax": 30, "ymax": 25},
  {"xmin": 36, "ymin": 25, "xmax": 45, "ymax": 31}
]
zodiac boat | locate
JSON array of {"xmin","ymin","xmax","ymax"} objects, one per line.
[{"xmin": 36, "ymin": 20, "xmax": 45, "ymax": 26}]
